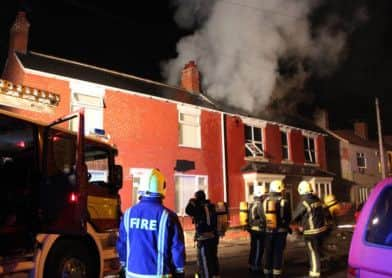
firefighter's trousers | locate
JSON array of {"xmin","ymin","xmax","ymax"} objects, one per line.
[
  {"xmin": 248, "ymin": 231, "xmax": 265, "ymax": 272},
  {"xmin": 196, "ymin": 237, "xmax": 220, "ymax": 278},
  {"xmin": 264, "ymin": 232, "xmax": 287, "ymax": 278},
  {"xmin": 304, "ymin": 234, "xmax": 325, "ymax": 277}
]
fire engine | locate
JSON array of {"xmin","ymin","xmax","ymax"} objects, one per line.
[{"xmin": 0, "ymin": 107, "xmax": 123, "ymax": 277}]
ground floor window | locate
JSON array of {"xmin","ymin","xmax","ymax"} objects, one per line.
[
  {"xmin": 314, "ymin": 182, "xmax": 332, "ymax": 200},
  {"xmin": 130, "ymin": 168, "xmax": 153, "ymax": 205},
  {"xmin": 242, "ymin": 173, "xmax": 285, "ymax": 202},
  {"xmin": 175, "ymin": 174, "xmax": 208, "ymax": 215}
]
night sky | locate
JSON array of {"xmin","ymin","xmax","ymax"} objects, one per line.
[{"xmin": 1, "ymin": 0, "xmax": 392, "ymax": 138}]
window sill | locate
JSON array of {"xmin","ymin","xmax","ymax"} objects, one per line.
[
  {"xmin": 304, "ymin": 162, "xmax": 320, "ymax": 167},
  {"xmin": 281, "ymin": 159, "xmax": 293, "ymax": 164},
  {"xmin": 178, "ymin": 144, "xmax": 202, "ymax": 150},
  {"xmin": 245, "ymin": 156, "xmax": 269, "ymax": 162}
]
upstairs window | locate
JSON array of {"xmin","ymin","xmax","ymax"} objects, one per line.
[
  {"xmin": 304, "ymin": 136, "xmax": 316, "ymax": 164},
  {"xmin": 281, "ymin": 130, "xmax": 289, "ymax": 160},
  {"xmin": 244, "ymin": 125, "xmax": 264, "ymax": 158},
  {"xmin": 357, "ymin": 152, "xmax": 366, "ymax": 173},
  {"xmin": 71, "ymin": 92, "xmax": 104, "ymax": 135},
  {"xmin": 178, "ymin": 106, "xmax": 201, "ymax": 148}
]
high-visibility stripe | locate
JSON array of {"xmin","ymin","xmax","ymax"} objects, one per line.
[
  {"xmin": 126, "ymin": 270, "xmax": 172, "ymax": 278},
  {"xmin": 273, "ymin": 269, "xmax": 282, "ymax": 275},
  {"xmin": 303, "ymin": 225, "xmax": 328, "ymax": 235},
  {"xmin": 157, "ymin": 210, "xmax": 169, "ymax": 275},
  {"xmin": 124, "ymin": 208, "xmax": 132, "ymax": 270},
  {"xmin": 255, "ymin": 239, "xmax": 260, "ymax": 267},
  {"xmin": 205, "ymin": 205, "xmax": 211, "ymax": 226},
  {"xmin": 280, "ymin": 199, "xmax": 285, "ymax": 219},
  {"xmin": 307, "ymin": 241, "xmax": 317, "ymax": 276},
  {"xmin": 309, "ymin": 270, "xmax": 321, "ymax": 277},
  {"xmin": 302, "ymin": 201, "xmax": 315, "ymax": 229},
  {"xmin": 201, "ymin": 245, "xmax": 209, "ymax": 277}
]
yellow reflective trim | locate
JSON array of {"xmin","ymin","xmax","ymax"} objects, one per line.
[
  {"xmin": 307, "ymin": 241, "xmax": 317, "ymax": 275},
  {"xmin": 87, "ymin": 195, "xmax": 118, "ymax": 219},
  {"xmin": 302, "ymin": 201, "xmax": 315, "ymax": 229},
  {"xmin": 304, "ymin": 226, "xmax": 328, "ymax": 235}
]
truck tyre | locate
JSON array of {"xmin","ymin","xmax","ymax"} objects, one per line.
[{"xmin": 44, "ymin": 238, "xmax": 99, "ymax": 278}]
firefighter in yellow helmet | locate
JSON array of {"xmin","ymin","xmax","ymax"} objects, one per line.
[
  {"xmin": 117, "ymin": 169, "xmax": 185, "ymax": 277},
  {"xmin": 262, "ymin": 180, "xmax": 291, "ymax": 278},
  {"xmin": 292, "ymin": 180, "xmax": 328, "ymax": 278},
  {"xmin": 246, "ymin": 183, "xmax": 267, "ymax": 273}
]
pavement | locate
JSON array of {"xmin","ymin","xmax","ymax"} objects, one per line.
[{"xmin": 184, "ymin": 227, "xmax": 353, "ymax": 277}]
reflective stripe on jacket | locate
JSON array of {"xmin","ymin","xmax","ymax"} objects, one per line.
[
  {"xmin": 116, "ymin": 197, "xmax": 185, "ymax": 277},
  {"xmin": 292, "ymin": 194, "xmax": 328, "ymax": 236}
]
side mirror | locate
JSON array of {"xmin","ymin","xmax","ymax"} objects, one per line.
[{"xmin": 114, "ymin": 165, "xmax": 123, "ymax": 190}]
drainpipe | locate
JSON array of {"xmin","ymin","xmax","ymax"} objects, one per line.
[{"xmin": 221, "ymin": 112, "xmax": 228, "ymax": 203}]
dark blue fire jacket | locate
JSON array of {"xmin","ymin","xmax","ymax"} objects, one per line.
[{"xmin": 116, "ymin": 197, "xmax": 185, "ymax": 277}]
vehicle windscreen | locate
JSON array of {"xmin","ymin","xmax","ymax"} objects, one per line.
[
  {"xmin": 85, "ymin": 145, "xmax": 110, "ymax": 187},
  {"xmin": 366, "ymin": 185, "xmax": 392, "ymax": 247}
]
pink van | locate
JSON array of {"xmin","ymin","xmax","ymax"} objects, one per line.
[{"xmin": 348, "ymin": 178, "xmax": 392, "ymax": 277}]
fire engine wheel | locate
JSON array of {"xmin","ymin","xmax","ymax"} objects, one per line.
[{"xmin": 44, "ymin": 238, "xmax": 99, "ymax": 278}]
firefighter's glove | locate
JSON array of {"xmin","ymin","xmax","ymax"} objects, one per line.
[
  {"xmin": 119, "ymin": 266, "xmax": 126, "ymax": 278},
  {"xmin": 174, "ymin": 270, "xmax": 185, "ymax": 278}
]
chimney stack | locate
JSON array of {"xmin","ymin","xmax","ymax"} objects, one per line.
[
  {"xmin": 9, "ymin": 11, "xmax": 30, "ymax": 55},
  {"xmin": 354, "ymin": 122, "xmax": 368, "ymax": 140},
  {"xmin": 181, "ymin": 61, "xmax": 200, "ymax": 93},
  {"xmin": 315, "ymin": 109, "xmax": 329, "ymax": 130}
]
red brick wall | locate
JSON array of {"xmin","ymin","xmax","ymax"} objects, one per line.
[
  {"xmin": 225, "ymin": 115, "xmax": 247, "ymax": 226},
  {"xmin": 105, "ymin": 90, "xmax": 223, "ymax": 212},
  {"xmin": 264, "ymin": 124, "xmax": 282, "ymax": 163}
]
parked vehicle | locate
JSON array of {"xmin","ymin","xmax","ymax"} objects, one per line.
[
  {"xmin": 348, "ymin": 178, "xmax": 392, "ymax": 277},
  {"xmin": 0, "ymin": 108, "xmax": 123, "ymax": 277}
]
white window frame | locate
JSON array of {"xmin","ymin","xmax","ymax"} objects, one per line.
[
  {"xmin": 243, "ymin": 173, "xmax": 285, "ymax": 202},
  {"xmin": 174, "ymin": 173, "xmax": 208, "ymax": 216},
  {"xmin": 303, "ymin": 134, "xmax": 317, "ymax": 164},
  {"xmin": 177, "ymin": 105, "xmax": 201, "ymax": 148},
  {"xmin": 244, "ymin": 124, "xmax": 265, "ymax": 158},
  {"xmin": 70, "ymin": 81, "xmax": 105, "ymax": 135},
  {"xmin": 356, "ymin": 152, "xmax": 367, "ymax": 173},
  {"xmin": 130, "ymin": 168, "xmax": 153, "ymax": 205},
  {"xmin": 280, "ymin": 128, "xmax": 291, "ymax": 161},
  {"xmin": 306, "ymin": 177, "xmax": 333, "ymax": 199}
]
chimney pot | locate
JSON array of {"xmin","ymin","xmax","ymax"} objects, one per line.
[
  {"xmin": 9, "ymin": 11, "xmax": 30, "ymax": 55},
  {"xmin": 354, "ymin": 122, "xmax": 368, "ymax": 140},
  {"xmin": 181, "ymin": 60, "xmax": 200, "ymax": 94}
]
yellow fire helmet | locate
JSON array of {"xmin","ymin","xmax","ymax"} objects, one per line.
[
  {"xmin": 324, "ymin": 194, "xmax": 338, "ymax": 208},
  {"xmin": 138, "ymin": 168, "xmax": 166, "ymax": 198},
  {"xmin": 270, "ymin": 180, "xmax": 285, "ymax": 193},
  {"xmin": 254, "ymin": 184, "xmax": 267, "ymax": 197},
  {"xmin": 298, "ymin": 180, "xmax": 313, "ymax": 195}
]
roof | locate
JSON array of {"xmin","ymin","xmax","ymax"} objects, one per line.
[
  {"xmin": 16, "ymin": 51, "xmax": 217, "ymax": 110},
  {"xmin": 332, "ymin": 130, "xmax": 381, "ymax": 149},
  {"xmin": 241, "ymin": 161, "xmax": 335, "ymax": 178},
  {"xmin": 16, "ymin": 51, "xmax": 325, "ymax": 134}
]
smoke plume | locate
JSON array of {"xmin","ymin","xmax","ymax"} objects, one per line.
[{"xmin": 162, "ymin": 0, "xmax": 366, "ymax": 114}]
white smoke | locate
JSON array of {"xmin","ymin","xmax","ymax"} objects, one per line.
[{"xmin": 163, "ymin": 0, "xmax": 360, "ymax": 113}]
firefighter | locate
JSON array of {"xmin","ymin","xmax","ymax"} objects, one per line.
[
  {"xmin": 262, "ymin": 180, "xmax": 291, "ymax": 278},
  {"xmin": 186, "ymin": 190, "xmax": 220, "ymax": 278},
  {"xmin": 247, "ymin": 184, "xmax": 267, "ymax": 273},
  {"xmin": 116, "ymin": 169, "xmax": 185, "ymax": 278},
  {"xmin": 292, "ymin": 180, "xmax": 328, "ymax": 278}
]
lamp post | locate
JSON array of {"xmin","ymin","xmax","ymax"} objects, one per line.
[{"xmin": 376, "ymin": 97, "xmax": 386, "ymax": 179}]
